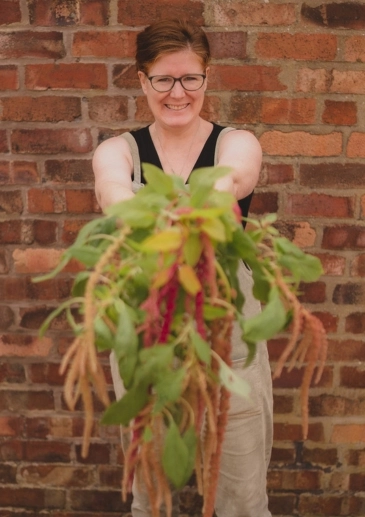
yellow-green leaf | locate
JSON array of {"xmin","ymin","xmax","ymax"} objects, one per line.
[
  {"xmin": 178, "ymin": 264, "xmax": 201, "ymax": 296},
  {"xmin": 201, "ymin": 218, "xmax": 226, "ymax": 242},
  {"xmin": 141, "ymin": 229, "xmax": 183, "ymax": 252},
  {"xmin": 183, "ymin": 233, "xmax": 203, "ymax": 267}
]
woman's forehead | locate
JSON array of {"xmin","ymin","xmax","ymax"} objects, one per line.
[{"xmin": 147, "ymin": 50, "xmax": 205, "ymax": 75}]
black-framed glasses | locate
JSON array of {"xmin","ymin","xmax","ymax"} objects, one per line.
[{"xmin": 147, "ymin": 74, "xmax": 206, "ymax": 92}]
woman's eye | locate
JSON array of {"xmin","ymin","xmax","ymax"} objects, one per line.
[
  {"xmin": 184, "ymin": 76, "xmax": 199, "ymax": 82},
  {"xmin": 157, "ymin": 76, "xmax": 172, "ymax": 83}
]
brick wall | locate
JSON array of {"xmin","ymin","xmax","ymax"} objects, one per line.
[{"xmin": 1, "ymin": 0, "xmax": 365, "ymax": 515}]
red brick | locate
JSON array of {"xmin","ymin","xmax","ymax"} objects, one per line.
[
  {"xmin": 13, "ymin": 161, "xmax": 39, "ymax": 184},
  {"xmin": 345, "ymin": 36, "xmax": 365, "ymax": 62},
  {"xmin": 0, "ymin": 65, "xmax": 18, "ymax": 89},
  {"xmin": 0, "ymin": 486, "xmax": 65, "ymax": 509},
  {"xmin": 258, "ymin": 163, "xmax": 294, "ymax": 186},
  {"xmin": 0, "ymin": 334, "xmax": 53, "ymax": 357},
  {"xmin": 345, "ymin": 312, "xmax": 365, "ymax": 334},
  {"xmin": 309, "ymin": 394, "xmax": 365, "ymax": 417},
  {"xmin": 99, "ymin": 465, "xmax": 123, "ymax": 488},
  {"xmin": 0, "ymin": 130, "xmax": 8, "ymax": 152},
  {"xmin": 25, "ymin": 63, "xmax": 107, "ymax": 90},
  {"xmin": 75, "ymin": 443, "xmax": 111, "ymax": 464},
  {"xmin": 13, "ymin": 248, "xmax": 63, "ymax": 273},
  {"xmin": 268, "ymin": 494, "xmax": 296, "ymax": 515},
  {"xmin": 19, "ymin": 465, "xmax": 94, "ymax": 487},
  {"xmin": 26, "ymin": 277, "xmax": 72, "ymax": 301},
  {"xmin": 331, "ymin": 424, "xmax": 365, "ymax": 444},
  {"xmin": 302, "ymin": 3, "xmax": 365, "ymax": 29},
  {"xmin": 229, "ymin": 95, "xmax": 261, "ymax": 124},
  {"xmin": 340, "ymin": 366, "xmax": 365, "ymax": 389},
  {"xmin": 270, "ymin": 446, "xmax": 295, "ymax": 463},
  {"xmin": 0, "ymin": 0, "xmax": 21, "ymax": 25},
  {"xmin": 322, "ymin": 225, "xmax": 365, "ymax": 250},
  {"xmin": 351, "ymin": 254, "xmax": 365, "ymax": 277},
  {"xmin": 273, "ymin": 366, "xmax": 333, "ymax": 389},
  {"xmin": 312, "ymin": 311, "xmax": 338, "ymax": 333},
  {"xmin": 117, "ymin": 0, "xmax": 204, "ymax": 26},
  {"xmin": 69, "ymin": 488, "xmax": 131, "ymax": 512},
  {"xmin": 0, "ymin": 189, "xmax": 23, "ymax": 213},
  {"xmin": 349, "ymin": 473, "xmax": 365, "ymax": 491},
  {"xmin": 296, "ymin": 67, "xmax": 330, "ymax": 93},
  {"xmin": 28, "ymin": 362, "xmax": 63, "ymax": 385},
  {"xmin": 210, "ymin": 64, "xmax": 286, "ymax": 92},
  {"xmin": 0, "ymin": 31, "xmax": 65, "ymax": 59},
  {"xmin": 112, "ymin": 63, "xmax": 140, "ymax": 89},
  {"xmin": 347, "ymin": 449, "xmax": 365, "ymax": 466},
  {"xmin": 0, "ymin": 220, "xmax": 22, "ymax": 244},
  {"xmin": 0, "ymin": 416, "xmax": 22, "ymax": 436},
  {"xmin": 65, "ymin": 189, "xmax": 100, "ymax": 214},
  {"xmin": 262, "ymin": 98, "xmax": 316, "ymax": 124},
  {"xmin": 322, "ymin": 100, "xmax": 357, "ymax": 125},
  {"xmin": 0, "ymin": 305, "xmax": 15, "ymax": 329},
  {"xmin": 286, "ymin": 193, "xmax": 353, "ymax": 218},
  {"xmin": 298, "ymin": 495, "xmax": 345, "ymax": 515},
  {"xmin": 273, "ymin": 394, "xmax": 293, "ymax": 414},
  {"xmin": 274, "ymin": 422, "xmax": 324, "ymax": 441},
  {"xmin": 12, "ymin": 129, "xmax": 93, "ymax": 154},
  {"xmin": 0, "ymin": 161, "xmax": 10, "ymax": 183},
  {"xmin": 300, "ymin": 162, "xmax": 365, "ymax": 189},
  {"xmin": 135, "ymin": 96, "xmax": 154, "ymax": 124},
  {"xmin": 302, "ymin": 446, "xmax": 338, "ymax": 466},
  {"xmin": 315, "ymin": 253, "xmax": 346, "ymax": 276},
  {"xmin": 327, "ymin": 339, "xmax": 365, "ymax": 362},
  {"xmin": 72, "ymin": 30, "xmax": 136, "ymax": 58},
  {"xmin": 206, "ymin": 31, "xmax": 247, "ymax": 59},
  {"xmin": 28, "ymin": 0, "xmax": 109, "ymax": 26},
  {"xmin": 0, "ymin": 440, "xmax": 24, "ymax": 461},
  {"xmin": 62, "ymin": 219, "xmax": 90, "ymax": 245},
  {"xmin": 33, "ymin": 219, "xmax": 58, "ymax": 245},
  {"xmin": 331, "ymin": 70, "xmax": 365, "ymax": 94},
  {"xmin": 200, "ymin": 95, "xmax": 221, "ymax": 122},
  {"xmin": 44, "ymin": 159, "xmax": 93, "ymax": 184},
  {"xmin": 268, "ymin": 469, "xmax": 321, "ymax": 490},
  {"xmin": 347, "ymin": 132, "xmax": 365, "ymax": 158},
  {"xmin": 0, "ymin": 388, "xmax": 54, "ymax": 411},
  {"xmin": 250, "ymin": 192, "xmax": 278, "ymax": 214},
  {"xmin": 256, "ymin": 33, "xmax": 337, "ymax": 61},
  {"xmin": 0, "ymin": 249, "xmax": 9, "ymax": 273},
  {"xmin": 260, "ymin": 131, "xmax": 342, "ymax": 157},
  {"xmin": 19, "ymin": 306, "xmax": 67, "ymax": 330},
  {"xmin": 28, "ymin": 188, "xmax": 59, "ymax": 213},
  {"xmin": 211, "ymin": 2, "xmax": 296, "ymax": 26},
  {"xmin": 298, "ymin": 281, "xmax": 326, "ymax": 303},
  {"xmin": 274, "ymin": 220, "xmax": 316, "ymax": 248},
  {"xmin": 0, "ymin": 96, "xmax": 81, "ymax": 122},
  {"xmin": 333, "ymin": 282, "xmax": 365, "ymax": 305},
  {"xmin": 88, "ymin": 96, "xmax": 128, "ymax": 123}
]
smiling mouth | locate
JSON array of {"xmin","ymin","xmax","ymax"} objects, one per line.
[{"xmin": 165, "ymin": 104, "xmax": 189, "ymax": 111}]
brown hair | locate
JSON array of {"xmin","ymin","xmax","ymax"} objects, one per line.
[{"xmin": 136, "ymin": 19, "xmax": 210, "ymax": 74}]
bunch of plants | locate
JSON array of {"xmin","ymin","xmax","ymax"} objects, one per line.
[{"xmin": 37, "ymin": 165, "xmax": 327, "ymax": 517}]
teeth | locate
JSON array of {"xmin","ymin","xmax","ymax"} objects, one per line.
[{"xmin": 166, "ymin": 104, "xmax": 188, "ymax": 110}]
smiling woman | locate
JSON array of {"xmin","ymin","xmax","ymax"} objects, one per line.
[{"xmin": 92, "ymin": 18, "xmax": 271, "ymax": 517}]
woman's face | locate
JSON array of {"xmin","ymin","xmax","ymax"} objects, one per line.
[{"xmin": 138, "ymin": 49, "xmax": 208, "ymax": 129}]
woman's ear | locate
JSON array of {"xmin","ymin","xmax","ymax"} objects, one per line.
[{"xmin": 138, "ymin": 71, "xmax": 148, "ymax": 94}]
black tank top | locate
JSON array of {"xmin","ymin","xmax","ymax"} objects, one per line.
[{"xmin": 130, "ymin": 123, "xmax": 253, "ymax": 226}]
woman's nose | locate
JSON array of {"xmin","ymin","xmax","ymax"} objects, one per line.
[{"xmin": 170, "ymin": 79, "xmax": 185, "ymax": 97}]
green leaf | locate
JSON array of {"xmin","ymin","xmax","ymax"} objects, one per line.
[
  {"xmin": 114, "ymin": 301, "xmax": 139, "ymax": 389},
  {"xmin": 72, "ymin": 271, "xmax": 90, "ymax": 297},
  {"xmin": 142, "ymin": 163, "xmax": 175, "ymax": 196},
  {"xmin": 107, "ymin": 202, "xmax": 155, "ymax": 228},
  {"xmin": 203, "ymin": 304, "xmax": 227, "ymax": 320},
  {"xmin": 162, "ymin": 420, "xmax": 193, "ymax": 488},
  {"xmin": 68, "ymin": 246, "xmax": 102, "ymax": 267},
  {"xmin": 140, "ymin": 229, "xmax": 183, "ymax": 253},
  {"xmin": 242, "ymin": 288, "xmax": 287, "ymax": 344},
  {"xmin": 101, "ymin": 383, "xmax": 149, "ymax": 426},
  {"xmin": 215, "ymin": 355, "xmax": 250, "ymax": 398},
  {"xmin": 178, "ymin": 264, "xmax": 201, "ymax": 296},
  {"xmin": 94, "ymin": 316, "xmax": 114, "ymax": 351},
  {"xmin": 201, "ymin": 218, "xmax": 227, "ymax": 242},
  {"xmin": 189, "ymin": 166, "xmax": 232, "ymax": 192},
  {"xmin": 191, "ymin": 331, "xmax": 211, "ymax": 365},
  {"xmin": 153, "ymin": 367, "xmax": 186, "ymax": 413},
  {"xmin": 183, "ymin": 233, "xmax": 203, "ymax": 267}
]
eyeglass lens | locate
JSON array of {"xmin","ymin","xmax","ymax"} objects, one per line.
[{"xmin": 150, "ymin": 75, "xmax": 205, "ymax": 92}]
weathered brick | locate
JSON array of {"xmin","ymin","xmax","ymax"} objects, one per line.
[
  {"xmin": 0, "ymin": 486, "xmax": 65, "ymax": 509},
  {"xmin": 302, "ymin": 446, "xmax": 338, "ymax": 466},
  {"xmin": 0, "ymin": 334, "xmax": 53, "ymax": 357},
  {"xmin": 135, "ymin": 96, "xmax": 155, "ymax": 123},
  {"xmin": 274, "ymin": 422, "xmax": 324, "ymax": 442},
  {"xmin": 13, "ymin": 248, "xmax": 62, "ymax": 273},
  {"xmin": 210, "ymin": 64, "xmax": 286, "ymax": 92},
  {"xmin": 258, "ymin": 163, "xmax": 294, "ymax": 186},
  {"xmin": 349, "ymin": 473, "xmax": 365, "ymax": 491},
  {"xmin": 345, "ymin": 36, "xmax": 365, "ymax": 62},
  {"xmin": 347, "ymin": 132, "xmax": 365, "ymax": 158},
  {"xmin": 62, "ymin": 219, "xmax": 90, "ymax": 245},
  {"xmin": 250, "ymin": 192, "xmax": 278, "ymax": 214},
  {"xmin": 327, "ymin": 339, "xmax": 365, "ymax": 362},
  {"xmin": 275, "ymin": 220, "xmax": 316, "ymax": 248},
  {"xmin": 33, "ymin": 219, "xmax": 58, "ymax": 245},
  {"xmin": 13, "ymin": 161, "xmax": 39, "ymax": 184},
  {"xmin": 351, "ymin": 254, "xmax": 365, "ymax": 277},
  {"xmin": 112, "ymin": 63, "xmax": 140, "ymax": 89},
  {"xmin": 28, "ymin": 363, "xmax": 64, "ymax": 385},
  {"xmin": 322, "ymin": 225, "xmax": 365, "ymax": 250},
  {"xmin": 270, "ymin": 446, "xmax": 296, "ymax": 464},
  {"xmin": 0, "ymin": 362, "xmax": 25, "ymax": 383},
  {"xmin": 0, "ymin": 65, "xmax": 18, "ymax": 89},
  {"xmin": 285, "ymin": 193, "xmax": 354, "ymax": 218},
  {"xmin": 296, "ymin": 67, "xmax": 330, "ymax": 93},
  {"xmin": 0, "ymin": 0, "xmax": 21, "ymax": 25},
  {"xmin": 0, "ymin": 96, "xmax": 81, "ymax": 122},
  {"xmin": 200, "ymin": 95, "xmax": 221, "ymax": 122},
  {"xmin": 0, "ymin": 389, "xmax": 54, "ymax": 411},
  {"xmin": 262, "ymin": 98, "xmax": 316, "ymax": 125},
  {"xmin": 302, "ymin": 2, "xmax": 365, "ymax": 29},
  {"xmin": 70, "ymin": 488, "xmax": 131, "ymax": 512},
  {"xmin": 312, "ymin": 311, "xmax": 338, "ymax": 332},
  {"xmin": 260, "ymin": 131, "xmax": 342, "ymax": 157},
  {"xmin": 309, "ymin": 394, "xmax": 365, "ymax": 417},
  {"xmin": 331, "ymin": 70, "xmax": 365, "ymax": 94},
  {"xmin": 28, "ymin": 188, "xmax": 60, "ymax": 213},
  {"xmin": 65, "ymin": 189, "xmax": 100, "ymax": 214},
  {"xmin": 340, "ymin": 366, "xmax": 365, "ymax": 389},
  {"xmin": 44, "ymin": 159, "xmax": 93, "ymax": 184},
  {"xmin": 268, "ymin": 469, "xmax": 321, "ymax": 490},
  {"xmin": 28, "ymin": 0, "xmax": 110, "ymax": 26},
  {"xmin": 0, "ymin": 190, "xmax": 23, "ymax": 214},
  {"xmin": 0, "ymin": 161, "xmax": 10, "ymax": 183},
  {"xmin": 268, "ymin": 494, "xmax": 296, "ymax": 516},
  {"xmin": 0, "ymin": 463, "xmax": 17, "ymax": 484},
  {"xmin": 12, "ymin": 129, "xmax": 93, "ymax": 154},
  {"xmin": 347, "ymin": 449, "xmax": 365, "ymax": 466},
  {"xmin": 19, "ymin": 465, "xmax": 94, "ymax": 487},
  {"xmin": 0, "ymin": 220, "xmax": 22, "ymax": 244},
  {"xmin": 206, "ymin": 31, "xmax": 247, "ymax": 59},
  {"xmin": 0, "ymin": 305, "xmax": 15, "ymax": 329},
  {"xmin": 210, "ymin": 2, "xmax": 296, "ymax": 26},
  {"xmin": 0, "ymin": 31, "xmax": 65, "ymax": 59},
  {"xmin": 298, "ymin": 281, "xmax": 326, "ymax": 303},
  {"xmin": 25, "ymin": 64, "xmax": 107, "ymax": 90},
  {"xmin": 0, "ymin": 416, "xmax": 23, "ymax": 437},
  {"xmin": 118, "ymin": 0, "xmax": 204, "ymax": 26},
  {"xmin": 273, "ymin": 394, "xmax": 293, "ymax": 414},
  {"xmin": 333, "ymin": 282, "xmax": 365, "ymax": 305},
  {"xmin": 72, "ymin": 30, "xmax": 136, "ymax": 58},
  {"xmin": 88, "ymin": 96, "xmax": 128, "ymax": 123},
  {"xmin": 273, "ymin": 366, "xmax": 333, "ymax": 389},
  {"xmin": 25, "ymin": 416, "xmax": 73, "ymax": 439},
  {"xmin": 345, "ymin": 312, "xmax": 365, "ymax": 334},
  {"xmin": 298, "ymin": 494, "xmax": 345, "ymax": 515},
  {"xmin": 256, "ymin": 33, "xmax": 337, "ymax": 61},
  {"xmin": 315, "ymin": 253, "xmax": 346, "ymax": 276},
  {"xmin": 300, "ymin": 162, "xmax": 365, "ymax": 189},
  {"xmin": 75, "ymin": 443, "xmax": 111, "ymax": 465},
  {"xmin": 26, "ymin": 277, "xmax": 72, "ymax": 301},
  {"xmin": 229, "ymin": 95, "xmax": 262, "ymax": 124},
  {"xmin": 25, "ymin": 441, "xmax": 71, "ymax": 463}
]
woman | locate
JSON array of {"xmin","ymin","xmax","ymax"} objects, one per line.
[{"xmin": 93, "ymin": 19, "xmax": 273, "ymax": 517}]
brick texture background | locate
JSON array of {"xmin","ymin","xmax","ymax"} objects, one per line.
[{"xmin": 1, "ymin": 0, "xmax": 365, "ymax": 515}]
